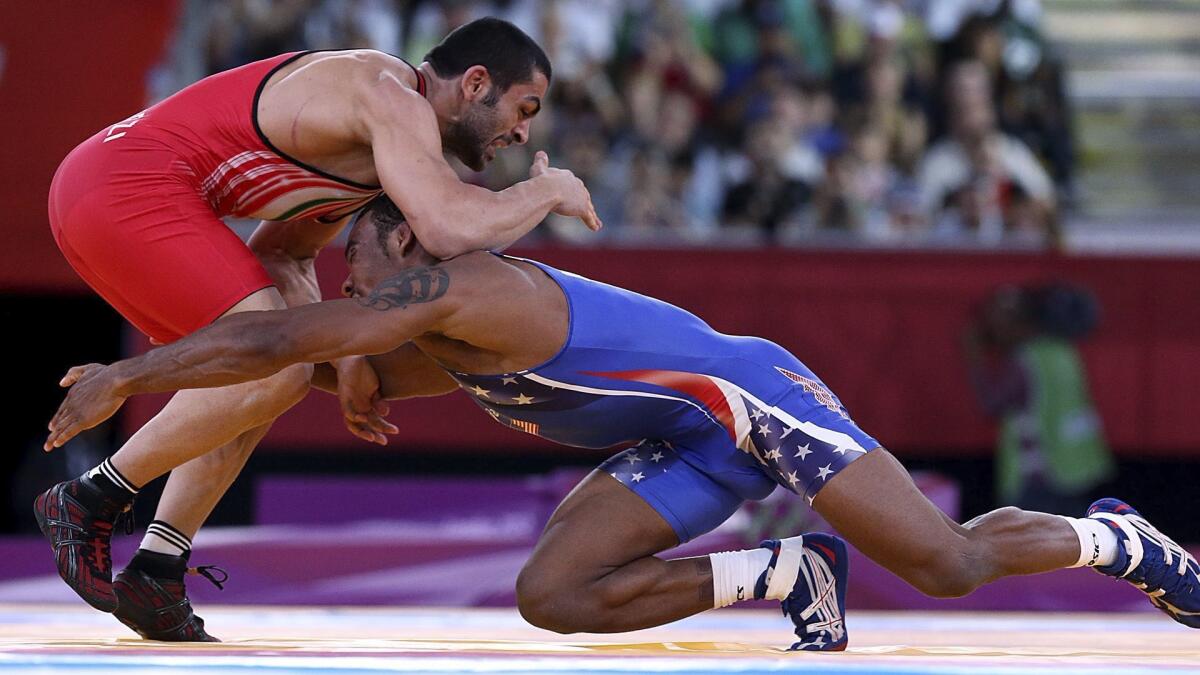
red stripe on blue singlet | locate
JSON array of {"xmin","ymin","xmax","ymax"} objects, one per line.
[{"xmin": 584, "ymin": 369, "xmax": 739, "ymax": 442}]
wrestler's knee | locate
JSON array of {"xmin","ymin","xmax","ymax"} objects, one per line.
[
  {"xmin": 515, "ymin": 559, "xmax": 612, "ymax": 634},
  {"xmin": 515, "ymin": 561, "xmax": 576, "ymax": 633},
  {"xmin": 903, "ymin": 552, "xmax": 988, "ymax": 598},
  {"xmin": 887, "ymin": 527, "xmax": 995, "ymax": 599},
  {"xmin": 238, "ymin": 362, "xmax": 313, "ymax": 420},
  {"xmin": 273, "ymin": 361, "xmax": 314, "ymax": 405}
]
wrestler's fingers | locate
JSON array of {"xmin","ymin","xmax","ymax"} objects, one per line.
[
  {"xmin": 60, "ymin": 364, "xmax": 98, "ymax": 387},
  {"xmin": 364, "ymin": 413, "xmax": 399, "ymax": 435}
]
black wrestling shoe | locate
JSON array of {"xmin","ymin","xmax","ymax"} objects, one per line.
[
  {"xmin": 33, "ymin": 476, "xmax": 134, "ymax": 612},
  {"xmin": 113, "ymin": 549, "xmax": 226, "ymax": 642}
]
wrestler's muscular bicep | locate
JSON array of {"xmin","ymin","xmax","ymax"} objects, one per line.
[
  {"xmin": 351, "ymin": 57, "xmax": 561, "ymax": 259},
  {"xmin": 353, "ymin": 64, "xmax": 464, "ymax": 247},
  {"xmin": 289, "ymin": 265, "xmax": 458, "ymax": 362}
]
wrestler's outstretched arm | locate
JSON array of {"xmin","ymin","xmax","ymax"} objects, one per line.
[{"xmin": 45, "ymin": 265, "xmax": 461, "ymax": 450}]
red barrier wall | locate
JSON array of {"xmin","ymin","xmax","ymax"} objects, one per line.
[
  {"xmin": 122, "ymin": 246, "xmax": 1200, "ymax": 458},
  {"xmin": 0, "ymin": 1, "xmax": 177, "ymax": 292}
]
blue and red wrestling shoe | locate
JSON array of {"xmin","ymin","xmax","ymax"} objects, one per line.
[
  {"xmin": 755, "ymin": 533, "xmax": 849, "ymax": 651},
  {"xmin": 33, "ymin": 476, "xmax": 133, "ymax": 613},
  {"xmin": 1087, "ymin": 498, "xmax": 1200, "ymax": 628}
]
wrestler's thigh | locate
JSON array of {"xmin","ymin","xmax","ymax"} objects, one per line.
[
  {"xmin": 55, "ymin": 181, "xmax": 273, "ymax": 343},
  {"xmin": 812, "ymin": 448, "xmax": 969, "ymax": 571}
]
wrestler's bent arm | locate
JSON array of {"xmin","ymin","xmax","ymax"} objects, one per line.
[
  {"xmin": 250, "ymin": 214, "xmax": 398, "ymax": 442},
  {"xmin": 356, "ymin": 68, "xmax": 595, "ymax": 257},
  {"xmin": 248, "ymin": 215, "xmax": 354, "ymax": 307}
]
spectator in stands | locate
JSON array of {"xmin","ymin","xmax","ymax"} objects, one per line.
[
  {"xmin": 816, "ymin": 122, "xmax": 916, "ymax": 240},
  {"xmin": 711, "ymin": 0, "xmax": 833, "ymax": 86},
  {"xmin": 203, "ymin": 0, "xmax": 315, "ymax": 74},
  {"xmin": 722, "ymin": 116, "xmax": 814, "ymax": 238},
  {"xmin": 964, "ymin": 283, "xmax": 1114, "ymax": 514},
  {"xmin": 930, "ymin": 3, "xmax": 1076, "ymax": 200},
  {"xmin": 619, "ymin": 1, "xmax": 721, "ymax": 140},
  {"xmin": 917, "ymin": 60, "xmax": 1055, "ymax": 243}
]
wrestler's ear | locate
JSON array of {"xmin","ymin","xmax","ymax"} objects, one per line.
[
  {"xmin": 394, "ymin": 220, "xmax": 418, "ymax": 258},
  {"xmin": 460, "ymin": 65, "xmax": 491, "ymax": 103}
]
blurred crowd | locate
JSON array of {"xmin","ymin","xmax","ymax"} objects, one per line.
[{"xmin": 160, "ymin": 0, "xmax": 1076, "ymax": 248}]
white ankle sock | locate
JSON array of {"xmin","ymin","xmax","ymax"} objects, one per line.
[
  {"xmin": 1062, "ymin": 516, "xmax": 1119, "ymax": 568},
  {"xmin": 140, "ymin": 520, "xmax": 193, "ymax": 556},
  {"xmin": 709, "ymin": 547, "xmax": 774, "ymax": 608}
]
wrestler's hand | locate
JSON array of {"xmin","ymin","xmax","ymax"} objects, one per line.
[
  {"xmin": 45, "ymin": 364, "xmax": 126, "ymax": 451},
  {"xmin": 530, "ymin": 151, "xmax": 603, "ymax": 233},
  {"xmin": 336, "ymin": 356, "xmax": 398, "ymax": 445}
]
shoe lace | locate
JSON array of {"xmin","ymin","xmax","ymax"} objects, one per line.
[
  {"xmin": 781, "ymin": 549, "xmax": 843, "ymax": 643},
  {"xmin": 188, "ymin": 565, "xmax": 229, "ymax": 590},
  {"xmin": 114, "ymin": 505, "xmax": 135, "ymax": 536},
  {"xmin": 1128, "ymin": 513, "xmax": 1200, "ymax": 591},
  {"xmin": 81, "ymin": 504, "xmax": 133, "ymax": 573}
]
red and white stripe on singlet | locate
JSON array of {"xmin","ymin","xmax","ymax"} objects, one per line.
[
  {"xmin": 199, "ymin": 149, "xmax": 380, "ymax": 222},
  {"xmin": 114, "ymin": 50, "xmax": 428, "ymax": 223}
]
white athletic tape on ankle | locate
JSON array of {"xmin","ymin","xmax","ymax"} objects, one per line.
[
  {"xmin": 1087, "ymin": 512, "xmax": 1142, "ymax": 577},
  {"xmin": 764, "ymin": 536, "xmax": 805, "ymax": 601},
  {"xmin": 709, "ymin": 548, "xmax": 772, "ymax": 608}
]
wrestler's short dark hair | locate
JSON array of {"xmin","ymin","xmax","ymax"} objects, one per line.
[
  {"xmin": 361, "ymin": 195, "xmax": 407, "ymax": 256},
  {"xmin": 424, "ymin": 17, "xmax": 551, "ymax": 96}
]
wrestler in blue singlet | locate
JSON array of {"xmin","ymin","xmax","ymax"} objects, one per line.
[{"xmin": 447, "ymin": 258, "xmax": 881, "ymax": 542}]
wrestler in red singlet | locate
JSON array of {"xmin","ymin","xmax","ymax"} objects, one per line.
[{"xmin": 47, "ymin": 52, "xmax": 426, "ymax": 343}]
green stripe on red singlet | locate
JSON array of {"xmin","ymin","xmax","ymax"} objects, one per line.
[{"xmin": 271, "ymin": 196, "xmax": 363, "ymax": 221}]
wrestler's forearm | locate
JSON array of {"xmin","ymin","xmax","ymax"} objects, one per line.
[
  {"xmin": 261, "ymin": 254, "xmax": 322, "ymax": 307},
  {"xmin": 108, "ymin": 313, "xmax": 296, "ymax": 396},
  {"xmin": 406, "ymin": 175, "xmax": 559, "ymax": 257}
]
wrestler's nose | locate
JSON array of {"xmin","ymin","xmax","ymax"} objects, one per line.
[
  {"xmin": 341, "ymin": 278, "xmax": 354, "ymax": 298},
  {"xmin": 513, "ymin": 120, "xmax": 530, "ymax": 145}
]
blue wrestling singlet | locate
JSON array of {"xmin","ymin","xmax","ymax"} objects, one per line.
[{"xmin": 445, "ymin": 257, "xmax": 881, "ymax": 542}]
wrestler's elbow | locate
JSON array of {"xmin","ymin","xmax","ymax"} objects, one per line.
[{"xmin": 407, "ymin": 213, "xmax": 472, "ymax": 259}]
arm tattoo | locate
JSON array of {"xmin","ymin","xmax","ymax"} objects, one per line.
[{"xmin": 359, "ymin": 267, "xmax": 450, "ymax": 311}]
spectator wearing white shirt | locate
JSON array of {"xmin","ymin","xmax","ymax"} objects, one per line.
[{"xmin": 918, "ymin": 60, "xmax": 1054, "ymax": 243}]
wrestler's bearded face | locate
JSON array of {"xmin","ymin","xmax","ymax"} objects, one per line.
[
  {"xmin": 442, "ymin": 92, "xmax": 510, "ymax": 172},
  {"xmin": 441, "ymin": 71, "xmax": 546, "ymax": 172}
]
